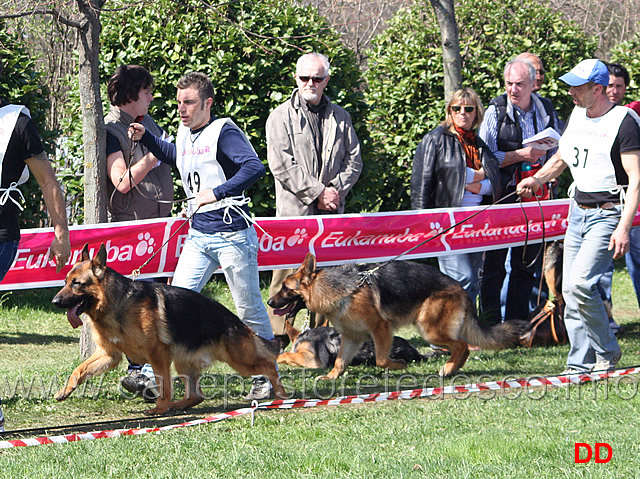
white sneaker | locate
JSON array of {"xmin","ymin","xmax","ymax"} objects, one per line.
[
  {"xmin": 244, "ymin": 376, "xmax": 273, "ymax": 401},
  {"xmin": 593, "ymin": 351, "xmax": 622, "ymax": 372}
]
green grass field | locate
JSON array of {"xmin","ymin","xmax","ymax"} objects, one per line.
[{"xmin": 1, "ymin": 268, "xmax": 639, "ymax": 478}]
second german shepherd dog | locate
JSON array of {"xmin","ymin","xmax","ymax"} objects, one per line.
[
  {"xmin": 268, "ymin": 253, "xmax": 528, "ymax": 379},
  {"xmin": 277, "ymin": 322, "xmax": 437, "ymax": 369},
  {"xmin": 52, "ymin": 244, "xmax": 285, "ymax": 414}
]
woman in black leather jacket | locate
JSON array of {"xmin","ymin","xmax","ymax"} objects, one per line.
[{"xmin": 410, "ymin": 87, "xmax": 502, "ymax": 304}]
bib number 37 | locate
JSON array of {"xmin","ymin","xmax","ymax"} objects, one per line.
[{"xmin": 573, "ymin": 147, "xmax": 589, "ymax": 168}]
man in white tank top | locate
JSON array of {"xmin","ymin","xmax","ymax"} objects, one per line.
[
  {"xmin": 517, "ymin": 59, "xmax": 640, "ymax": 375},
  {"xmin": 132, "ymin": 72, "xmax": 279, "ymax": 400}
]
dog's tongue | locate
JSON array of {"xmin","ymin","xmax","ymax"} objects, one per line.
[
  {"xmin": 274, "ymin": 302, "xmax": 295, "ymax": 317},
  {"xmin": 273, "ymin": 301, "xmax": 296, "ymax": 316},
  {"xmin": 67, "ymin": 305, "xmax": 83, "ymax": 329}
]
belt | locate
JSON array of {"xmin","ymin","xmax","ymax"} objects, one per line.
[{"xmin": 577, "ymin": 202, "xmax": 618, "ymax": 209}]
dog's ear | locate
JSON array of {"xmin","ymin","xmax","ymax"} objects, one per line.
[
  {"xmin": 284, "ymin": 321, "xmax": 301, "ymax": 343},
  {"xmin": 301, "ymin": 252, "xmax": 316, "ymax": 273},
  {"xmin": 91, "ymin": 243, "xmax": 108, "ymax": 279},
  {"xmin": 300, "ymin": 253, "xmax": 317, "ymax": 284},
  {"xmin": 81, "ymin": 243, "xmax": 91, "ymax": 261}
]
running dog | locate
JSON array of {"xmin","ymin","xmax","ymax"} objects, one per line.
[
  {"xmin": 268, "ymin": 253, "xmax": 528, "ymax": 378},
  {"xmin": 276, "ymin": 322, "xmax": 443, "ymax": 369},
  {"xmin": 52, "ymin": 243, "xmax": 285, "ymax": 415}
]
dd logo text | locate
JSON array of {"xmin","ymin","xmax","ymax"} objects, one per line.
[{"xmin": 574, "ymin": 442, "xmax": 612, "ymax": 464}]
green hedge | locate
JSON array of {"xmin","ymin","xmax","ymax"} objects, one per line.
[
  {"xmin": 364, "ymin": 0, "xmax": 596, "ymax": 211},
  {"xmin": 61, "ymin": 0, "xmax": 367, "ymax": 220},
  {"xmin": 0, "ymin": 22, "xmax": 56, "ymax": 228}
]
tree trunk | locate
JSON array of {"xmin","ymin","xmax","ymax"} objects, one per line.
[
  {"xmin": 428, "ymin": 0, "xmax": 462, "ymax": 102},
  {"xmin": 76, "ymin": 0, "xmax": 106, "ymax": 358}
]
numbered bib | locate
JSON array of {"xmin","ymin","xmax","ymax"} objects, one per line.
[
  {"xmin": 0, "ymin": 105, "xmax": 30, "ymax": 186},
  {"xmin": 559, "ymin": 106, "xmax": 627, "ymax": 193}
]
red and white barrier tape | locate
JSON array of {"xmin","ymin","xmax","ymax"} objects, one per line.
[
  {"xmin": 0, "ymin": 405, "xmax": 256, "ymax": 449},
  {"xmin": 258, "ymin": 366, "xmax": 640, "ymax": 409},
  {"xmin": 2, "ymin": 366, "xmax": 638, "ymax": 449}
]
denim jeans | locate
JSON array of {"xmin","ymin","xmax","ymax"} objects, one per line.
[
  {"xmin": 563, "ymin": 202, "xmax": 621, "ymax": 371},
  {"xmin": 0, "ymin": 240, "xmax": 19, "ymax": 407},
  {"xmin": 438, "ymin": 252, "xmax": 483, "ymax": 306},
  {"xmin": 172, "ymin": 227, "xmax": 274, "ymax": 340},
  {"xmin": 596, "ymin": 260, "xmax": 614, "ymax": 306},
  {"xmin": 625, "ymin": 226, "xmax": 640, "ymax": 308},
  {"xmin": 0, "ymin": 240, "xmax": 19, "ymax": 281}
]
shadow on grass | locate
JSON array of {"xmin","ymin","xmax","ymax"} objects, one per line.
[
  {"xmin": 618, "ymin": 319, "xmax": 640, "ymax": 340},
  {"xmin": 0, "ymin": 288, "xmax": 61, "ymax": 313},
  {"xmin": 0, "ymin": 332, "xmax": 77, "ymax": 345},
  {"xmin": 0, "ymin": 404, "xmax": 245, "ymax": 440}
]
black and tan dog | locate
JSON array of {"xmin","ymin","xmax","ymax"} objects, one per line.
[
  {"xmin": 268, "ymin": 253, "xmax": 528, "ymax": 379},
  {"xmin": 52, "ymin": 243, "xmax": 285, "ymax": 414},
  {"xmin": 277, "ymin": 322, "xmax": 441, "ymax": 369}
]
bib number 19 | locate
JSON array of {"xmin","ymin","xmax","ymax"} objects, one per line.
[{"xmin": 187, "ymin": 171, "xmax": 201, "ymax": 193}]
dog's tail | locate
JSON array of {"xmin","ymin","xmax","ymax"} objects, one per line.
[{"xmin": 461, "ymin": 316, "xmax": 529, "ymax": 350}]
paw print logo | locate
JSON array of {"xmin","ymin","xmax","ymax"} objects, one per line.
[
  {"xmin": 287, "ymin": 228, "xmax": 309, "ymax": 247},
  {"xmin": 429, "ymin": 221, "xmax": 443, "ymax": 234},
  {"xmin": 136, "ymin": 232, "xmax": 155, "ymax": 256}
]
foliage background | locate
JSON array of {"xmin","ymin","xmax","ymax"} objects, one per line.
[
  {"xmin": 364, "ymin": 0, "xmax": 597, "ymax": 212},
  {"xmin": 610, "ymin": 32, "xmax": 640, "ymax": 103},
  {"xmin": 3, "ymin": 0, "xmax": 627, "ymax": 223},
  {"xmin": 60, "ymin": 0, "xmax": 368, "ymax": 220},
  {"xmin": 0, "ymin": 22, "xmax": 56, "ymax": 228}
]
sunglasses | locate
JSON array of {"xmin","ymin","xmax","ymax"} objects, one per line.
[
  {"xmin": 298, "ymin": 75, "xmax": 326, "ymax": 84},
  {"xmin": 451, "ymin": 105, "xmax": 475, "ymax": 113}
]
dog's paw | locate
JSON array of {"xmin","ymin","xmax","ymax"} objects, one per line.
[
  {"xmin": 54, "ymin": 388, "xmax": 70, "ymax": 401},
  {"xmin": 378, "ymin": 358, "xmax": 407, "ymax": 370},
  {"xmin": 144, "ymin": 406, "xmax": 168, "ymax": 415},
  {"xmin": 318, "ymin": 368, "xmax": 345, "ymax": 381}
]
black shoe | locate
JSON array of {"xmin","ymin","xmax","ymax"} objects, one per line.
[
  {"xmin": 609, "ymin": 319, "xmax": 624, "ymax": 336},
  {"xmin": 121, "ymin": 370, "xmax": 159, "ymax": 402}
]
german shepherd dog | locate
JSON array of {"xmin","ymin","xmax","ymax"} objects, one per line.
[
  {"xmin": 277, "ymin": 322, "xmax": 441, "ymax": 369},
  {"xmin": 52, "ymin": 244, "xmax": 285, "ymax": 415},
  {"xmin": 268, "ymin": 253, "xmax": 528, "ymax": 378}
]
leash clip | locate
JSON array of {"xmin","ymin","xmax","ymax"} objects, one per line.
[{"xmin": 358, "ymin": 267, "xmax": 378, "ymax": 287}]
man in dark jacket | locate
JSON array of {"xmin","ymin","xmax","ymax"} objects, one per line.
[{"xmin": 479, "ymin": 58, "xmax": 560, "ymax": 323}]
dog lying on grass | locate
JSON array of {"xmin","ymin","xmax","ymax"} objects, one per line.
[
  {"xmin": 52, "ymin": 243, "xmax": 286, "ymax": 414},
  {"xmin": 277, "ymin": 322, "xmax": 447, "ymax": 369}
]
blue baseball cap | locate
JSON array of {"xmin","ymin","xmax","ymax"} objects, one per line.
[{"xmin": 560, "ymin": 59, "xmax": 609, "ymax": 86}]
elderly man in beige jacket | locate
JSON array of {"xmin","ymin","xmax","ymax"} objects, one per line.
[{"xmin": 266, "ymin": 52, "xmax": 362, "ymax": 346}]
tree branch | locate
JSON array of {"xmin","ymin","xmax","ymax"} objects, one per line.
[{"xmin": 0, "ymin": 9, "xmax": 82, "ymax": 29}]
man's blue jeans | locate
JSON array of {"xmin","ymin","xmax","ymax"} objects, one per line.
[
  {"xmin": 0, "ymin": 240, "xmax": 19, "ymax": 281},
  {"xmin": 625, "ymin": 226, "xmax": 640, "ymax": 308},
  {"xmin": 172, "ymin": 227, "xmax": 274, "ymax": 341},
  {"xmin": 563, "ymin": 202, "xmax": 621, "ymax": 371},
  {"xmin": 438, "ymin": 252, "xmax": 483, "ymax": 305}
]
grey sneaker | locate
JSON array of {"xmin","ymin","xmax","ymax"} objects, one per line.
[
  {"xmin": 244, "ymin": 376, "xmax": 273, "ymax": 401},
  {"xmin": 0, "ymin": 404, "xmax": 5, "ymax": 433},
  {"xmin": 592, "ymin": 351, "xmax": 622, "ymax": 372},
  {"xmin": 121, "ymin": 369, "xmax": 159, "ymax": 402}
]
